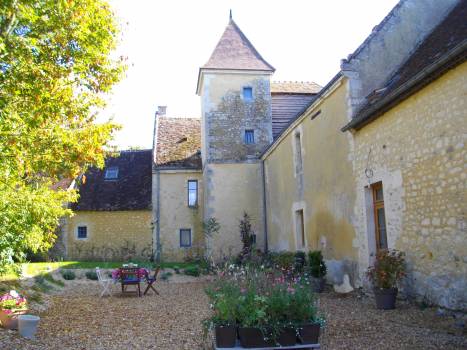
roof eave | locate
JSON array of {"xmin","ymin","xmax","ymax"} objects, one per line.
[{"xmin": 342, "ymin": 40, "xmax": 467, "ymax": 132}]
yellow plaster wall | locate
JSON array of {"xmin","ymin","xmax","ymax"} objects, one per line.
[
  {"xmin": 66, "ymin": 210, "xmax": 152, "ymax": 261},
  {"xmin": 158, "ymin": 171, "xmax": 204, "ymax": 261},
  {"xmin": 264, "ymin": 79, "xmax": 358, "ymax": 266},
  {"xmin": 352, "ymin": 62, "xmax": 467, "ymax": 309},
  {"xmin": 204, "ymin": 163, "xmax": 265, "ymax": 260}
]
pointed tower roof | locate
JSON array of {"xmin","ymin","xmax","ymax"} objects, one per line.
[{"xmin": 202, "ymin": 18, "xmax": 275, "ymax": 72}]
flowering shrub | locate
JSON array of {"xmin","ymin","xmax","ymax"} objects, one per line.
[
  {"xmin": 367, "ymin": 250, "xmax": 406, "ymax": 289},
  {"xmin": 0, "ymin": 291, "xmax": 27, "ymax": 315}
]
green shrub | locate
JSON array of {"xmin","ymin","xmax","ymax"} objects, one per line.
[
  {"xmin": 308, "ymin": 251, "xmax": 327, "ymax": 278},
  {"xmin": 173, "ymin": 266, "xmax": 180, "ymax": 274},
  {"xmin": 43, "ymin": 273, "xmax": 65, "ymax": 287},
  {"xmin": 85, "ymin": 270, "xmax": 98, "ymax": 280},
  {"xmin": 294, "ymin": 251, "xmax": 306, "ymax": 273},
  {"xmin": 161, "ymin": 271, "xmax": 173, "ymax": 281},
  {"xmin": 184, "ymin": 266, "xmax": 200, "ymax": 277},
  {"xmin": 60, "ymin": 269, "xmax": 76, "ymax": 280},
  {"xmin": 269, "ymin": 251, "xmax": 295, "ymax": 270}
]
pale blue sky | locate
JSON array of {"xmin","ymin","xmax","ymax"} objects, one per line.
[{"xmin": 102, "ymin": 0, "xmax": 399, "ymax": 149}]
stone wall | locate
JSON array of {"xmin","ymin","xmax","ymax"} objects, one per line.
[
  {"xmin": 66, "ymin": 210, "xmax": 153, "ymax": 261},
  {"xmin": 154, "ymin": 170, "xmax": 204, "ymax": 262},
  {"xmin": 342, "ymin": 0, "xmax": 458, "ymax": 112},
  {"xmin": 351, "ymin": 62, "xmax": 467, "ymax": 310},
  {"xmin": 200, "ymin": 72, "xmax": 273, "ymax": 162},
  {"xmin": 263, "ymin": 78, "xmax": 359, "ymax": 285}
]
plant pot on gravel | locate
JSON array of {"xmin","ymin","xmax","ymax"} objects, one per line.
[
  {"xmin": 374, "ymin": 288, "xmax": 398, "ymax": 310},
  {"xmin": 277, "ymin": 327, "xmax": 297, "ymax": 346},
  {"xmin": 238, "ymin": 327, "xmax": 275, "ymax": 348},
  {"xmin": 366, "ymin": 249, "xmax": 406, "ymax": 310},
  {"xmin": 298, "ymin": 323, "xmax": 320, "ymax": 344},
  {"xmin": 215, "ymin": 325, "xmax": 237, "ymax": 348},
  {"xmin": 308, "ymin": 250, "xmax": 327, "ymax": 293},
  {"xmin": 0, "ymin": 309, "xmax": 27, "ymax": 330}
]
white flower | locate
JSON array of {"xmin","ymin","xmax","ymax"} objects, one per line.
[{"xmin": 9, "ymin": 290, "xmax": 19, "ymax": 298}]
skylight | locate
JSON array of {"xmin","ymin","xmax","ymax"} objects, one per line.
[{"xmin": 104, "ymin": 167, "xmax": 118, "ymax": 180}]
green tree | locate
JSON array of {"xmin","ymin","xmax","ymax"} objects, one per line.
[{"xmin": 0, "ymin": 0, "xmax": 125, "ymax": 273}]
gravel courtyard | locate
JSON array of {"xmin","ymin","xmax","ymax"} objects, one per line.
[{"xmin": 0, "ymin": 278, "xmax": 465, "ymax": 350}]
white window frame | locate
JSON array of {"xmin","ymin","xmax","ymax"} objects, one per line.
[
  {"xmin": 179, "ymin": 228, "xmax": 192, "ymax": 248},
  {"xmin": 76, "ymin": 225, "xmax": 89, "ymax": 240}
]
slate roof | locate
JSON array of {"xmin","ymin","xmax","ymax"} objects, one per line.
[
  {"xmin": 343, "ymin": 1, "xmax": 467, "ymax": 131},
  {"xmin": 202, "ymin": 19, "xmax": 275, "ymax": 71},
  {"xmin": 154, "ymin": 117, "xmax": 202, "ymax": 169},
  {"xmin": 72, "ymin": 150, "xmax": 152, "ymax": 211},
  {"xmin": 271, "ymin": 81, "xmax": 321, "ymax": 139}
]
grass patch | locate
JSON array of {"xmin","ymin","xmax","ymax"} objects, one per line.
[{"xmin": 33, "ymin": 275, "xmax": 54, "ymax": 293}]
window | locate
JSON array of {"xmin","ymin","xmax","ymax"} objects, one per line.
[
  {"xmin": 188, "ymin": 180, "xmax": 198, "ymax": 207},
  {"xmin": 104, "ymin": 167, "xmax": 118, "ymax": 180},
  {"xmin": 295, "ymin": 209, "xmax": 305, "ymax": 248},
  {"xmin": 244, "ymin": 130, "xmax": 255, "ymax": 144},
  {"xmin": 77, "ymin": 226, "xmax": 87, "ymax": 239},
  {"xmin": 294, "ymin": 132, "xmax": 303, "ymax": 175},
  {"xmin": 243, "ymin": 87, "xmax": 253, "ymax": 100},
  {"xmin": 372, "ymin": 182, "xmax": 388, "ymax": 251},
  {"xmin": 180, "ymin": 229, "xmax": 192, "ymax": 247}
]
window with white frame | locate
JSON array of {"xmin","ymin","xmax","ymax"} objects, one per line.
[
  {"xmin": 244, "ymin": 130, "xmax": 255, "ymax": 144},
  {"xmin": 188, "ymin": 180, "xmax": 198, "ymax": 207},
  {"xmin": 180, "ymin": 229, "xmax": 192, "ymax": 247},
  {"xmin": 77, "ymin": 226, "xmax": 88, "ymax": 239}
]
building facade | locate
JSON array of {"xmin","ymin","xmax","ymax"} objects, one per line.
[{"xmin": 61, "ymin": 0, "xmax": 466, "ymax": 309}]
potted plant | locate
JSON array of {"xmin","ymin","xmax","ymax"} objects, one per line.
[
  {"xmin": 204, "ymin": 280, "xmax": 239, "ymax": 348},
  {"xmin": 266, "ymin": 283, "xmax": 296, "ymax": 346},
  {"xmin": 0, "ymin": 290, "xmax": 28, "ymax": 329},
  {"xmin": 367, "ymin": 249, "xmax": 406, "ymax": 310},
  {"xmin": 236, "ymin": 284, "xmax": 274, "ymax": 348},
  {"xmin": 308, "ymin": 251, "xmax": 327, "ymax": 293}
]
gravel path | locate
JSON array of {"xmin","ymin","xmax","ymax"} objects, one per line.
[{"xmin": 0, "ymin": 280, "xmax": 465, "ymax": 349}]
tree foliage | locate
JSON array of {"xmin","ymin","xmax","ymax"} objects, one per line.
[{"xmin": 0, "ymin": 0, "xmax": 125, "ymax": 273}]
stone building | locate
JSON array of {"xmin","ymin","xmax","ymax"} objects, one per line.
[
  {"xmin": 61, "ymin": 0, "xmax": 466, "ymax": 309},
  {"xmin": 64, "ymin": 150, "xmax": 153, "ymax": 261}
]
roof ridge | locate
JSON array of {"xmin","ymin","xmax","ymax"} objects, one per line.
[{"xmin": 158, "ymin": 116, "xmax": 201, "ymax": 120}]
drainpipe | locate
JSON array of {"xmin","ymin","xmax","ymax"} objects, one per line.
[
  {"xmin": 261, "ymin": 160, "xmax": 268, "ymax": 252},
  {"xmin": 155, "ymin": 169, "xmax": 161, "ymax": 262}
]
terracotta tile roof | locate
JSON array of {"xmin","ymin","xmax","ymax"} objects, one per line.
[
  {"xmin": 155, "ymin": 117, "xmax": 202, "ymax": 169},
  {"xmin": 271, "ymin": 81, "xmax": 322, "ymax": 94},
  {"xmin": 72, "ymin": 150, "xmax": 152, "ymax": 211},
  {"xmin": 345, "ymin": 1, "xmax": 467, "ymax": 131},
  {"xmin": 202, "ymin": 19, "xmax": 275, "ymax": 71}
]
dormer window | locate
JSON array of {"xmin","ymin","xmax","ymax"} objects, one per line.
[
  {"xmin": 243, "ymin": 87, "xmax": 253, "ymax": 101},
  {"xmin": 104, "ymin": 167, "xmax": 118, "ymax": 180}
]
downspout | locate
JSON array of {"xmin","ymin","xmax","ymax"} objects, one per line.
[
  {"xmin": 155, "ymin": 169, "xmax": 161, "ymax": 262},
  {"xmin": 261, "ymin": 160, "xmax": 268, "ymax": 252}
]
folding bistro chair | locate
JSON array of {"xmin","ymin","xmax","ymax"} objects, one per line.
[
  {"xmin": 144, "ymin": 267, "xmax": 160, "ymax": 296},
  {"xmin": 96, "ymin": 267, "xmax": 113, "ymax": 298},
  {"xmin": 120, "ymin": 267, "xmax": 141, "ymax": 297}
]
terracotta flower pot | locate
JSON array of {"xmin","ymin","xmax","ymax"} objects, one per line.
[
  {"xmin": 298, "ymin": 323, "xmax": 320, "ymax": 344},
  {"xmin": 238, "ymin": 327, "xmax": 274, "ymax": 348},
  {"xmin": 277, "ymin": 327, "xmax": 297, "ymax": 346},
  {"xmin": 215, "ymin": 325, "xmax": 237, "ymax": 348},
  {"xmin": 374, "ymin": 287, "xmax": 398, "ymax": 310},
  {"xmin": 0, "ymin": 309, "xmax": 27, "ymax": 330}
]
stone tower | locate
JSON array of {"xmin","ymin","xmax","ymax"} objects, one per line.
[{"xmin": 196, "ymin": 17, "xmax": 275, "ymax": 259}]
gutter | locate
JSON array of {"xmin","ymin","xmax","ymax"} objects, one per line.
[{"xmin": 342, "ymin": 40, "xmax": 467, "ymax": 132}]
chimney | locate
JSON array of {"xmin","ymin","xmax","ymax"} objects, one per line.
[{"xmin": 156, "ymin": 105, "xmax": 167, "ymax": 117}]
